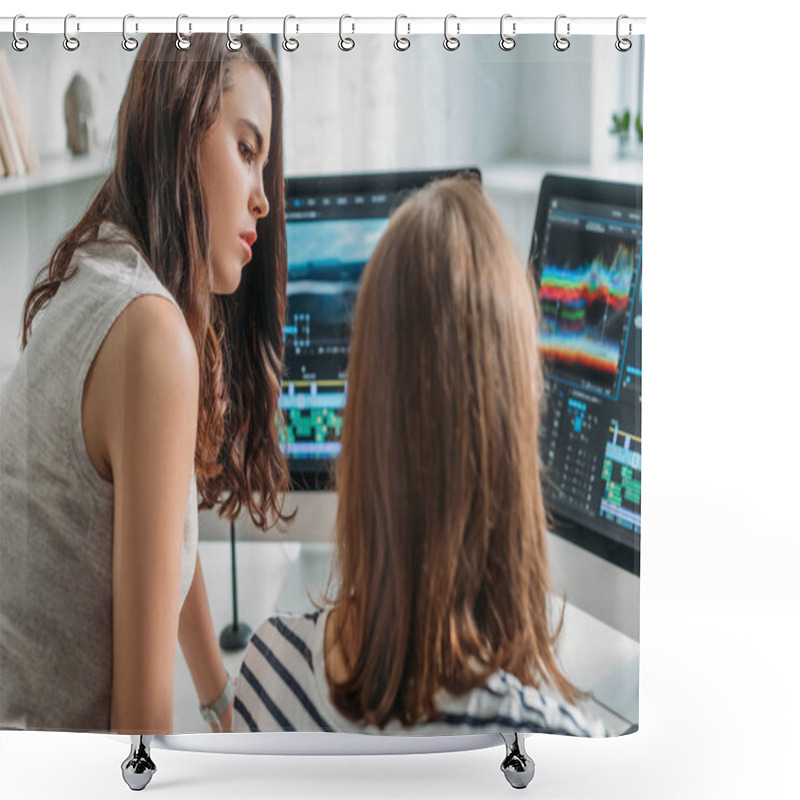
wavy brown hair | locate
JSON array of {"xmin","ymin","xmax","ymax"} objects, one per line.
[
  {"xmin": 21, "ymin": 33, "xmax": 290, "ymax": 528},
  {"xmin": 329, "ymin": 175, "xmax": 579, "ymax": 727}
]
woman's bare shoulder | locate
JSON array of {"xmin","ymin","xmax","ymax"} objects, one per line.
[
  {"xmin": 115, "ymin": 294, "xmax": 198, "ymax": 374},
  {"xmin": 95, "ymin": 294, "xmax": 199, "ymax": 399},
  {"xmin": 82, "ymin": 294, "xmax": 199, "ymax": 480}
]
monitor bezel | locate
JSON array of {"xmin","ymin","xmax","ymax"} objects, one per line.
[
  {"xmin": 528, "ymin": 173, "xmax": 642, "ymax": 576},
  {"xmin": 283, "ymin": 167, "xmax": 481, "ymax": 491}
]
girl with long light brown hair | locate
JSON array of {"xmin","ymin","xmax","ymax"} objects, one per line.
[
  {"xmin": 234, "ymin": 175, "xmax": 606, "ymax": 737},
  {"xmin": 0, "ymin": 33, "xmax": 291, "ymax": 734}
]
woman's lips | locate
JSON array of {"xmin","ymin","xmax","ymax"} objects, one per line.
[{"xmin": 239, "ymin": 235, "xmax": 252, "ymax": 261}]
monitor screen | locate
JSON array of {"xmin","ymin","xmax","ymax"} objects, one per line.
[
  {"xmin": 281, "ymin": 169, "xmax": 480, "ymax": 487},
  {"xmin": 530, "ymin": 175, "xmax": 642, "ymax": 574}
]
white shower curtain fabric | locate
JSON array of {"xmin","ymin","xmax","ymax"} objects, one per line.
[{"xmin": 0, "ymin": 30, "xmax": 642, "ymax": 738}]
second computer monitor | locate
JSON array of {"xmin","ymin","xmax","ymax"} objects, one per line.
[{"xmin": 530, "ymin": 174, "xmax": 643, "ymax": 575}]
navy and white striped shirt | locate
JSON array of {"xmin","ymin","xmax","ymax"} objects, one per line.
[{"xmin": 232, "ymin": 609, "xmax": 608, "ymax": 737}]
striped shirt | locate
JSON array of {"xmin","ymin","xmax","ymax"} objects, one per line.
[{"xmin": 232, "ymin": 609, "xmax": 608, "ymax": 737}]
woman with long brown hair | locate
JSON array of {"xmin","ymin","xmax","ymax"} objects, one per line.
[
  {"xmin": 233, "ymin": 175, "xmax": 606, "ymax": 737},
  {"xmin": 0, "ymin": 33, "xmax": 290, "ymax": 734}
]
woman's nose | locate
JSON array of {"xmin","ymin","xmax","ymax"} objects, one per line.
[{"xmin": 252, "ymin": 181, "xmax": 269, "ymax": 219}]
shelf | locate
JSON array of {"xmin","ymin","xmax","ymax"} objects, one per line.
[{"xmin": 0, "ymin": 151, "xmax": 111, "ymax": 198}]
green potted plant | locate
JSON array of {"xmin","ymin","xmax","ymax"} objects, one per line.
[{"xmin": 610, "ymin": 109, "xmax": 631, "ymax": 158}]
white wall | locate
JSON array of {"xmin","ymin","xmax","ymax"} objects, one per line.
[
  {"xmin": 4, "ymin": 34, "xmax": 129, "ymax": 160},
  {"xmin": 1, "ymin": 35, "xmax": 128, "ymax": 381},
  {"xmin": 279, "ymin": 33, "xmax": 597, "ymax": 175}
]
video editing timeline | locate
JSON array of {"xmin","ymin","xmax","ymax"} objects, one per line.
[
  {"xmin": 600, "ymin": 422, "xmax": 641, "ymax": 533},
  {"xmin": 280, "ymin": 380, "xmax": 346, "ymax": 458},
  {"xmin": 536, "ymin": 187, "xmax": 642, "ymax": 555},
  {"xmin": 280, "ymin": 187, "xmax": 393, "ymax": 464}
]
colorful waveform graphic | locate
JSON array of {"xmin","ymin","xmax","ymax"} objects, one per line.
[{"xmin": 539, "ymin": 241, "xmax": 635, "ymax": 384}]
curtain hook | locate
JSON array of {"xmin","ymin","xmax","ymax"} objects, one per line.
[
  {"xmin": 122, "ymin": 14, "xmax": 139, "ymax": 51},
  {"xmin": 443, "ymin": 14, "xmax": 460, "ymax": 51},
  {"xmin": 615, "ymin": 15, "xmax": 632, "ymax": 52},
  {"xmin": 394, "ymin": 14, "xmax": 411, "ymax": 51},
  {"xmin": 12, "ymin": 14, "xmax": 29, "ymax": 52},
  {"xmin": 227, "ymin": 15, "xmax": 242, "ymax": 51},
  {"xmin": 500, "ymin": 14, "xmax": 516, "ymax": 51},
  {"xmin": 554, "ymin": 14, "xmax": 570, "ymax": 51},
  {"xmin": 176, "ymin": 14, "xmax": 191, "ymax": 51},
  {"xmin": 282, "ymin": 15, "xmax": 299, "ymax": 52},
  {"xmin": 338, "ymin": 14, "xmax": 355, "ymax": 51},
  {"xmin": 63, "ymin": 13, "xmax": 80, "ymax": 51}
]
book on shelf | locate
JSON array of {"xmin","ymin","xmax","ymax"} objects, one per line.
[
  {"xmin": 0, "ymin": 50, "xmax": 40, "ymax": 178},
  {"xmin": 0, "ymin": 94, "xmax": 25, "ymax": 176}
]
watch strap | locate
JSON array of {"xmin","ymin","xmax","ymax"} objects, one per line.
[{"xmin": 199, "ymin": 673, "xmax": 234, "ymax": 729}]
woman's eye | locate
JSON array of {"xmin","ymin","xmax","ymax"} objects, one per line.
[{"xmin": 239, "ymin": 142, "xmax": 255, "ymax": 163}]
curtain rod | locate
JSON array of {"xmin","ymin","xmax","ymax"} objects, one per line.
[{"xmin": 0, "ymin": 15, "xmax": 646, "ymax": 37}]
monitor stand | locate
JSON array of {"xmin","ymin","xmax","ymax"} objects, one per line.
[{"xmin": 552, "ymin": 596, "xmax": 639, "ymax": 729}]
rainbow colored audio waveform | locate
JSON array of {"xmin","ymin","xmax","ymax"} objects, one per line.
[
  {"xmin": 539, "ymin": 243, "xmax": 635, "ymax": 375},
  {"xmin": 538, "ymin": 333, "xmax": 620, "ymax": 374}
]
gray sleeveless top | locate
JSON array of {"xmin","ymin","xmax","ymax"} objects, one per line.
[{"xmin": 0, "ymin": 221, "xmax": 198, "ymax": 731}]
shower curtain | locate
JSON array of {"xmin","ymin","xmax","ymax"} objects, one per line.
[{"xmin": 0, "ymin": 15, "xmax": 643, "ymax": 792}]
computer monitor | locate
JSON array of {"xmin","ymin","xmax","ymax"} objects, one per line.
[
  {"xmin": 528, "ymin": 174, "xmax": 642, "ymax": 725},
  {"xmin": 280, "ymin": 169, "xmax": 480, "ymax": 489},
  {"xmin": 529, "ymin": 174, "xmax": 642, "ymax": 575}
]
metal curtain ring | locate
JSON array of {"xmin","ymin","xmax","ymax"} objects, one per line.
[
  {"xmin": 615, "ymin": 15, "xmax": 632, "ymax": 52},
  {"xmin": 553, "ymin": 14, "xmax": 570, "ymax": 51},
  {"xmin": 338, "ymin": 15, "xmax": 355, "ymax": 51},
  {"xmin": 282, "ymin": 15, "xmax": 299, "ymax": 52},
  {"xmin": 394, "ymin": 14, "xmax": 410, "ymax": 51},
  {"xmin": 176, "ymin": 14, "xmax": 191, "ymax": 50},
  {"xmin": 227, "ymin": 15, "xmax": 242, "ymax": 51},
  {"xmin": 63, "ymin": 14, "xmax": 80, "ymax": 51},
  {"xmin": 122, "ymin": 14, "xmax": 139, "ymax": 51},
  {"xmin": 499, "ymin": 14, "xmax": 516, "ymax": 51},
  {"xmin": 443, "ymin": 14, "xmax": 460, "ymax": 51},
  {"xmin": 12, "ymin": 14, "xmax": 29, "ymax": 51}
]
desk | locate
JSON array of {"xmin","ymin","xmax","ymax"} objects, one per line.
[{"xmin": 174, "ymin": 542, "xmax": 637, "ymax": 736}]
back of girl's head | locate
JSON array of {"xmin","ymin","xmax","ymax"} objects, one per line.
[{"xmin": 331, "ymin": 174, "xmax": 577, "ymax": 727}]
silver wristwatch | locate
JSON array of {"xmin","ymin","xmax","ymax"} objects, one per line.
[{"xmin": 199, "ymin": 673, "xmax": 234, "ymax": 730}]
